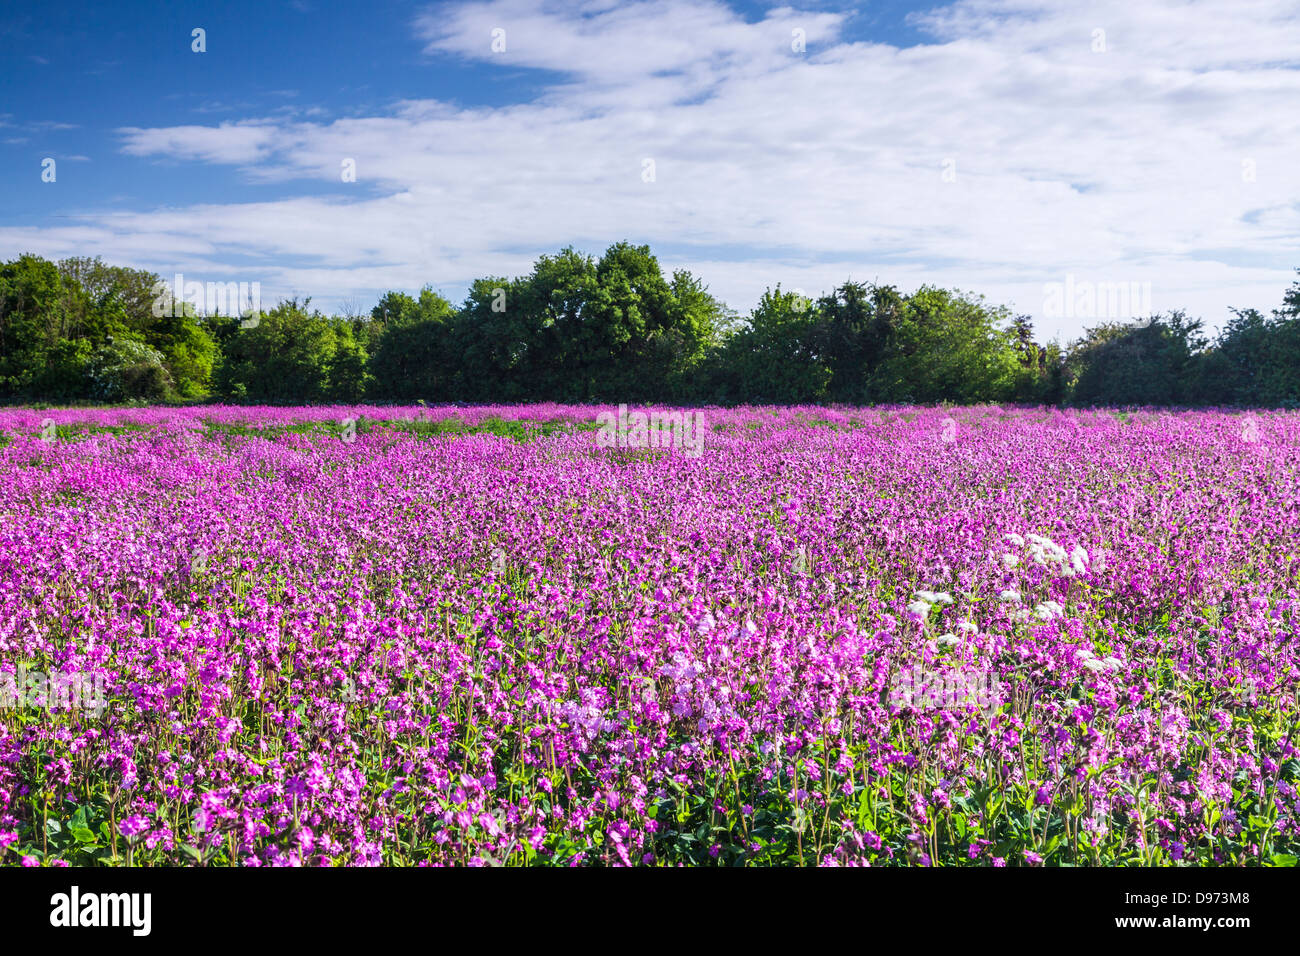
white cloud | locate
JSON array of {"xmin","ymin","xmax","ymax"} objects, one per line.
[
  {"xmin": 413, "ymin": 0, "xmax": 846, "ymax": 85},
  {"xmin": 119, "ymin": 121, "xmax": 281, "ymax": 164},
  {"xmin": 5, "ymin": 0, "xmax": 1300, "ymax": 337}
]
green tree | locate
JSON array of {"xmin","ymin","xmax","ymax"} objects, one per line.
[
  {"xmin": 1066, "ymin": 312, "xmax": 1208, "ymax": 407},
  {"xmin": 810, "ymin": 282, "xmax": 903, "ymax": 403},
  {"xmin": 214, "ymin": 299, "xmax": 353, "ymax": 404},
  {"xmin": 57, "ymin": 257, "xmax": 161, "ymax": 335},
  {"xmin": 0, "ymin": 254, "xmax": 76, "ymax": 399},
  {"xmin": 447, "ymin": 243, "xmax": 724, "ymax": 402},
  {"xmin": 367, "ymin": 287, "xmax": 459, "ymax": 401},
  {"xmin": 866, "ymin": 287, "xmax": 1023, "ymax": 404},
  {"xmin": 147, "ymin": 309, "xmax": 218, "ymax": 398},
  {"xmin": 85, "ymin": 338, "xmax": 172, "ymax": 402},
  {"xmin": 56, "ymin": 257, "xmax": 217, "ymax": 399},
  {"xmin": 708, "ymin": 287, "xmax": 827, "ymax": 403}
]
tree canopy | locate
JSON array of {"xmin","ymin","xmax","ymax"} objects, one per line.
[{"xmin": 3, "ymin": 247, "xmax": 1299, "ymax": 409}]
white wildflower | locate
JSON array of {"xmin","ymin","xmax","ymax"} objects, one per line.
[
  {"xmin": 957, "ymin": 620, "xmax": 979, "ymax": 634},
  {"xmin": 1069, "ymin": 545, "xmax": 1089, "ymax": 576},
  {"xmin": 1082, "ymin": 659, "xmax": 1106, "ymax": 672},
  {"xmin": 1027, "ymin": 533, "xmax": 1068, "ymax": 568},
  {"xmin": 936, "ymin": 633, "xmax": 960, "ymax": 647},
  {"xmin": 999, "ymin": 589, "xmax": 1022, "ymax": 604},
  {"xmin": 1033, "ymin": 601, "xmax": 1065, "ymax": 621},
  {"xmin": 1004, "ymin": 532, "xmax": 1025, "ymax": 548},
  {"xmin": 907, "ymin": 600, "xmax": 933, "ymax": 618},
  {"xmin": 1002, "ymin": 553, "xmax": 1020, "ymax": 569}
]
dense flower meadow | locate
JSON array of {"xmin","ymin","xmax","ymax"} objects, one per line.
[{"xmin": 1, "ymin": 404, "xmax": 1298, "ymax": 867}]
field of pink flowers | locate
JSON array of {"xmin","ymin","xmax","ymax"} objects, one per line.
[{"xmin": 1, "ymin": 404, "xmax": 1298, "ymax": 866}]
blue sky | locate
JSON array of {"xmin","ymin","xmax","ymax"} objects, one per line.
[{"xmin": 3, "ymin": 0, "xmax": 1300, "ymax": 339}]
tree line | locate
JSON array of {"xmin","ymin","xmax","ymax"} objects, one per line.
[{"xmin": 3, "ymin": 243, "xmax": 1299, "ymax": 407}]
